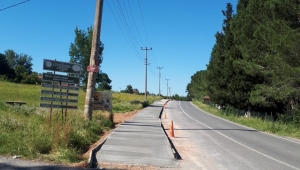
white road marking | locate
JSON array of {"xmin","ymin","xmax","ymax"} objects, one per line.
[
  {"xmin": 189, "ymin": 102, "xmax": 300, "ymax": 145},
  {"xmin": 178, "ymin": 101, "xmax": 300, "ymax": 170}
]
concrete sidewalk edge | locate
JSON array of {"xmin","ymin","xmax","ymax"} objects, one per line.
[
  {"xmin": 90, "ymin": 100, "xmax": 178, "ymax": 168},
  {"xmin": 88, "ymin": 138, "xmax": 108, "ymax": 168}
]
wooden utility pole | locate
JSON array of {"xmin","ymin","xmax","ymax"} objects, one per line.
[
  {"xmin": 84, "ymin": 0, "xmax": 104, "ymax": 120},
  {"xmin": 157, "ymin": 67, "xmax": 163, "ymax": 96},
  {"xmin": 141, "ymin": 47, "xmax": 152, "ymax": 101}
]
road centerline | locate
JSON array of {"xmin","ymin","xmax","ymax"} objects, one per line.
[{"xmin": 178, "ymin": 101, "xmax": 299, "ymax": 170}]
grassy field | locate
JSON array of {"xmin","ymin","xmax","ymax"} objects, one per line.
[
  {"xmin": 0, "ymin": 81, "xmax": 162, "ymax": 163},
  {"xmin": 0, "ymin": 81, "xmax": 160, "ymax": 112},
  {"xmin": 192, "ymin": 100, "xmax": 300, "ymax": 139}
]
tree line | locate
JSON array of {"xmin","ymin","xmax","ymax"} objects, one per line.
[
  {"xmin": 0, "ymin": 50, "xmax": 40, "ymax": 84},
  {"xmin": 186, "ymin": 0, "xmax": 300, "ymax": 124}
]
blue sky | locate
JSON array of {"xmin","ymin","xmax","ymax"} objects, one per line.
[{"xmin": 0, "ymin": 0, "xmax": 238, "ymax": 96}]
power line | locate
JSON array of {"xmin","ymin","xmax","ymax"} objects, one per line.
[
  {"xmin": 136, "ymin": 0, "xmax": 160, "ymax": 70},
  {"xmin": 127, "ymin": 0, "xmax": 145, "ymax": 47},
  {"xmin": 112, "ymin": 0, "xmax": 139, "ymax": 51},
  {"xmin": 137, "ymin": 0, "xmax": 151, "ymax": 45},
  {"xmin": 106, "ymin": 0, "xmax": 143, "ymax": 62},
  {"xmin": 114, "ymin": 0, "xmax": 143, "ymax": 56},
  {"xmin": 0, "ymin": 0, "xmax": 30, "ymax": 12},
  {"xmin": 120, "ymin": 0, "xmax": 141, "ymax": 48}
]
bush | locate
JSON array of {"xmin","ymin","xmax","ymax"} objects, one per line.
[
  {"xmin": 141, "ymin": 101, "xmax": 149, "ymax": 108},
  {"xmin": 130, "ymin": 100, "xmax": 141, "ymax": 105}
]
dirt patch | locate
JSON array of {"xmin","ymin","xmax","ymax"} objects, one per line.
[{"xmin": 73, "ymin": 110, "xmax": 141, "ymax": 168}]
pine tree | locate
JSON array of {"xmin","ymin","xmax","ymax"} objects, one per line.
[
  {"xmin": 186, "ymin": 70, "xmax": 208, "ymax": 99},
  {"xmin": 231, "ymin": 0, "xmax": 300, "ymax": 115}
]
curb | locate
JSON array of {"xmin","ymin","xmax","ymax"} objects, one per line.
[
  {"xmin": 159, "ymin": 105, "xmax": 181, "ymax": 160},
  {"xmin": 88, "ymin": 138, "xmax": 107, "ymax": 168}
]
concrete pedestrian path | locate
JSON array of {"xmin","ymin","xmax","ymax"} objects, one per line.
[{"xmin": 96, "ymin": 100, "xmax": 177, "ymax": 167}]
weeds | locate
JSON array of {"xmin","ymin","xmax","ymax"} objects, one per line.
[
  {"xmin": 0, "ymin": 103, "xmax": 111, "ymax": 162},
  {"xmin": 0, "ymin": 81, "xmax": 161, "ymax": 163}
]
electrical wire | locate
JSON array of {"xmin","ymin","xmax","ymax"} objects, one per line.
[
  {"xmin": 136, "ymin": 0, "xmax": 160, "ymax": 69},
  {"xmin": 127, "ymin": 0, "xmax": 145, "ymax": 47},
  {"xmin": 0, "ymin": 0, "xmax": 30, "ymax": 12},
  {"xmin": 137, "ymin": 0, "xmax": 150, "ymax": 45},
  {"xmin": 106, "ymin": 0, "xmax": 143, "ymax": 62},
  {"xmin": 107, "ymin": 0, "xmax": 163, "ymax": 85},
  {"xmin": 120, "ymin": 0, "xmax": 141, "ymax": 48}
]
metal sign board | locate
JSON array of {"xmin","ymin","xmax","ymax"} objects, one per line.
[
  {"xmin": 42, "ymin": 73, "xmax": 80, "ymax": 84},
  {"xmin": 43, "ymin": 59, "xmax": 82, "ymax": 74},
  {"xmin": 93, "ymin": 92, "xmax": 112, "ymax": 111},
  {"xmin": 41, "ymin": 83, "xmax": 79, "ymax": 90},
  {"xmin": 40, "ymin": 103, "xmax": 78, "ymax": 109},
  {"xmin": 40, "ymin": 97, "xmax": 78, "ymax": 103},
  {"xmin": 41, "ymin": 90, "xmax": 78, "ymax": 97},
  {"xmin": 87, "ymin": 66, "xmax": 98, "ymax": 72}
]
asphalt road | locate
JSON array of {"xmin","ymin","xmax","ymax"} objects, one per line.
[{"xmin": 165, "ymin": 101, "xmax": 300, "ymax": 170}]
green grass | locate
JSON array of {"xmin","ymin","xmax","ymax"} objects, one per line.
[
  {"xmin": 0, "ymin": 81, "xmax": 161, "ymax": 112},
  {"xmin": 192, "ymin": 100, "xmax": 300, "ymax": 139},
  {"xmin": 0, "ymin": 81, "xmax": 162, "ymax": 163}
]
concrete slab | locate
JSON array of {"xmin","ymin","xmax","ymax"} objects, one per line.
[{"xmin": 96, "ymin": 100, "xmax": 177, "ymax": 167}]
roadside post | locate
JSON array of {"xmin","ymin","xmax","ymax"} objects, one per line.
[{"xmin": 169, "ymin": 120, "xmax": 174, "ymax": 137}]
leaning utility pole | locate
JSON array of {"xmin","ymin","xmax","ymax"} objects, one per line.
[
  {"xmin": 157, "ymin": 67, "xmax": 163, "ymax": 96},
  {"xmin": 84, "ymin": 0, "xmax": 104, "ymax": 120},
  {"xmin": 165, "ymin": 79, "xmax": 170, "ymax": 99},
  {"xmin": 141, "ymin": 47, "xmax": 152, "ymax": 100}
]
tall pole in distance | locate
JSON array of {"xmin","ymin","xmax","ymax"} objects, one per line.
[
  {"xmin": 157, "ymin": 67, "xmax": 163, "ymax": 96},
  {"xmin": 84, "ymin": 0, "xmax": 103, "ymax": 120},
  {"xmin": 165, "ymin": 79, "xmax": 170, "ymax": 99},
  {"xmin": 141, "ymin": 47, "xmax": 152, "ymax": 101},
  {"xmin": 169, "ymin": 87, "xmax": 171, "ymax": 99}
]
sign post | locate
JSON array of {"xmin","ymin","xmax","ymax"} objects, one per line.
[{"xmin": 40, "ymin": 59, "xmax": 82, "ymax": 123}]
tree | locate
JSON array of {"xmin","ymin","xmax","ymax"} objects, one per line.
[
  {"xmin": 124, "ymin": 85, "xmax": 133, "ymax": 94},
  {"xmin": 230, "ymin": 0, "xmax": 300, "ymax": 115},
  {"xmin": 5, "ymin": 49, "xmax": 33, "ymax": 75},
  {"xmin": 0, "ymin": 53, "xmax": 15, "ymax": 79},
  {"xmin": 206, "ymin": 22, "xmax": 228, "ymax": 106},
  {"xmin": 97, "ymin": 73, "xmax": 112, "ymax": 91},
  {"xmin": 69, "ymin": 26, "xmax": 111, "ymax": 91},
  {"xmin": 186, "ymin": 70, "xmax": 208, "ymax": 99},
  {"xmin": 22, "ymin": 72, "xmax": 42, "ymax": 84},
  {"xmin": 219, "ymin": 3, "xmax": 251, "ymax": 109},
  {"xmin": 3, "ymin": 50, "xmax": 33, "ymax": 83}
]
